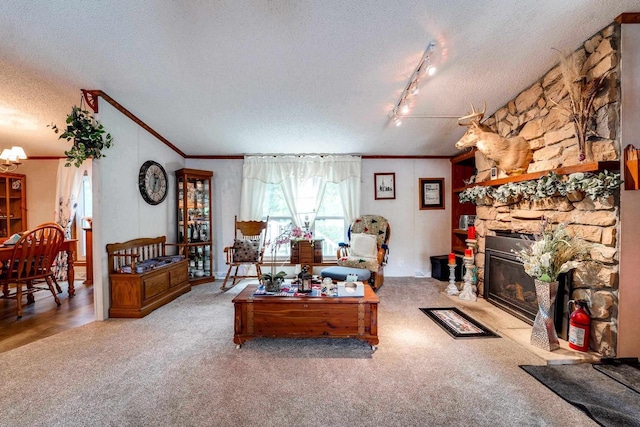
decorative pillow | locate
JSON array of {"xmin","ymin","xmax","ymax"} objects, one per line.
[
  {"xmin": 350, "ymin": 233, "xmax": 378, "ymax": 258},
  {"xmin": 233, "ymin": 239, "xmax": 260, "ymax": 262}
]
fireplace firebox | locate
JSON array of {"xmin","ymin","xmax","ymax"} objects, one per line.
[{"xmin": 484, "ymin": 234, "xmax": 571, "ymax": 340}]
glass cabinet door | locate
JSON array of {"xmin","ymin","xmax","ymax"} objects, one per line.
[
  {"xmin": 176, "ymin": 168, "xmax": 213, "ymax": 284},
  {"xmin": 0, "ymin": 174, "xmax": 27, "ymax": 241}
]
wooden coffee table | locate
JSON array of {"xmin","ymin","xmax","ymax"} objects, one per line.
[{"xmin": 232, "ymin": 284, "xmax": 379, "ymax": 349}]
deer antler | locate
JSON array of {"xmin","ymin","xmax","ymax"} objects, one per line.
[{"xmin": 457, "ymin": 102, "xmax": 486, "ymax": 126}]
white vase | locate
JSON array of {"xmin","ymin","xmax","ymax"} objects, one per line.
[{"xmin": 531, "ymin": 279, "xmax": 560, "ymax": 351}]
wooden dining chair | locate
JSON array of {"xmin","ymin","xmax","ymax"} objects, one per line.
[{"xmin": 0, "ymin": 223, "xmax": 66, "ymax": 318}]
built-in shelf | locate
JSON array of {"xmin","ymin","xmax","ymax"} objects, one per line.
[
  {"xmin": 450, "ymin": 149, "xmax": 477, "ymax": 253},
  {"xmin": 452, "ymin": 245, "xmax": 467, "ymax": 253}
]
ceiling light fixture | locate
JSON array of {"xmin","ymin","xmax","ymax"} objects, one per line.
[
  {"xmin": 388, "ymin": 41, "xmax": 436, "ymax": 126},
  {"xmin": 410, "ymin": 81, "xmax": 420, "ymax": 96},
  {"xmin": 0, "ymin": 146, "xmax": 27, "ymax": 173}
]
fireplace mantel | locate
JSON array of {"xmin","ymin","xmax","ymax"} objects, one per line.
[{"xmin": 455, "ymin": 161, "xmax": 620, "ymax": 192}]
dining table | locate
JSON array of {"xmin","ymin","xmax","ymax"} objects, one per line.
[{"xmin": 0, "ymin": 239, "xmax": 78, "ymax": 296}]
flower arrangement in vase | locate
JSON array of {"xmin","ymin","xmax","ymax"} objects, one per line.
[{"xmin": 513, "ymin": 219, "xmax": 591, "ymax": 351}]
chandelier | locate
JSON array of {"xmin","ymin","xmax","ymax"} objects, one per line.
[{"xmin": 0, "ymin": 146, "xmax": 27, "ymax": 173}]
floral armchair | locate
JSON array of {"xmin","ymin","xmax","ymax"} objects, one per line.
[{"xmin": 336, "ymin": 215, "xmax": 390, "ymax": 290}]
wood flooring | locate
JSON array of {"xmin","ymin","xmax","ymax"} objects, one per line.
[{"xmin": 0, "ymin": 282, "xmax": 94, "ymax": 354}]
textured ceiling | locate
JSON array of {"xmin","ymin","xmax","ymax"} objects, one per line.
[{"xmin": 1, "ymin": 0, "xmax": 639, "ymax": 158}]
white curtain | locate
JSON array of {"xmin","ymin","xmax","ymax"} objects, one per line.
[
  {"xmin": 54, "ymin": 159, "xmax": 91, "ymax": 238},
  {"xmin": 338, "ymin": 176, "xmax": 361, "ymax": 225},
  {"xmin": 240, "ymin": 155, "xmax": 361, "ymax": 224}
]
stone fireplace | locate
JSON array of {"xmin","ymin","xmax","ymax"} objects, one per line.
[{"xmin": 465, "ymin": 22, "xmax": 621, "ymax": 357}]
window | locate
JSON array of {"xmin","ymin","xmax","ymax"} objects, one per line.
[
  {"xmin": 74, "ymin": 172, "xmax": 92, "ymax": 257},
  {"xmin": 262, "ymin": 182, "xmax": 347, "ymax": 260}
]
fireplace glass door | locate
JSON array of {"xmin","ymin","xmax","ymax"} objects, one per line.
[{"xmin": 485, "ymin": 248, "xmax": 538, "ymax": 323}]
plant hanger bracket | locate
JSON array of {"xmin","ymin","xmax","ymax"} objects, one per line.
[{"xmin": 81, "ymin": 89, "xmax": 100, "ymax": 113}]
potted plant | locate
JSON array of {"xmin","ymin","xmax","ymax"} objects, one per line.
[
  {"xmin": 261, "ymin": 223, "xmax": 313, "ymax": 292},
  {"xmin": 260, "ymin": 270, "xmax": 287, "ymax": 292},
  {"xmin": 49, "ymin": 106, "xmax": 113, "ymax": 167}
]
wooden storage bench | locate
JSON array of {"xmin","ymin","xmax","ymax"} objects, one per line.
[{"xmin": 107, "ymin": 236, "xmax": 190, "ymax": 318}]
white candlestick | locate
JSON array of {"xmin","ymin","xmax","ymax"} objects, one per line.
[
  {"xmin": 445, "ymin": 263, "xmax": 459, "ymax": 295},
  {"xmin": 459, "ymin": 256, "xmax": 477, "ymax": 302}
]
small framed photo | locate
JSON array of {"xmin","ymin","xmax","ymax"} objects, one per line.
[
  {"xmin": 490, "ymin": 166, "xmax": 498, "ymax": 180},
  {"xmin": 419, "ymin": 178, "xmax": 445, "ymax": 210},
  {"xmin": 374, "ymin": 173, "xmax": 396, "ymax": 200}
]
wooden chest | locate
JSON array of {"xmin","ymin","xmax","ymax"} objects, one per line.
[
  {"xmin": 290, "ymin": 239, "xmax": 323, "ymax": 264},
  {"xmin": 108, "ymin": 259, "xmax": 190, "ymax": 318},
  {"xmin": 232, "ymin": 284, "xmax": 379, "ymax": 348}
]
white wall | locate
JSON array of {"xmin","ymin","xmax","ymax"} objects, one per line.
[
  {"xmin": 618, "ymin": 22, "xmax": 640, "ymax": 358},
  {"xmin": 186, "ymin": 157, "xmax": 452, "ymax": 278},
  {"xmin": 186, "ymin": 158, "xmax": 243, "ymax": 279},
  {"xmin": 93, "ymin": 101, "xmax": 186, "ymax": 320},
  {"xmin": 14, "ymin": 159, "xmax": 58, "ymax": 228},
  {"xmin": 361, "ymin": 159, "xmax": 452, "ymax": 277}
]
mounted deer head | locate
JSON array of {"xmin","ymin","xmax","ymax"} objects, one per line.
[
  {"xmin": 454, "ymin": 101, "xmax": 533, "ymax": 176},
  {"xmin": 455, "ymin": 102, "xmax": 492, "ymax": 150},
  {"xmin": 457, "ymin": 102, "xmax": 486, "ymax": 127}
]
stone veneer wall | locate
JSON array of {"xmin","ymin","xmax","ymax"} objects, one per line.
[{"xmin": 470, "ymin": 23, "xmax": 620, "ymax": 356}]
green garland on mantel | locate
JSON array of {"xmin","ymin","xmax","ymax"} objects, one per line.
[{"xmin": 459, "ymin": 171, "xmax": 623, "ymax": 205}]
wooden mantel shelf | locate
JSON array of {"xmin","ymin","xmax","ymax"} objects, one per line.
[{"xmin": 453, "ymin": 161, "xmax": 620, "ymax": 192}]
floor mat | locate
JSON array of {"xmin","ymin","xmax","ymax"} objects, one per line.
[
  {"xmin": 593, "ymin": 358, "xmax": 640, "ymax": 394},
  {"xmin": 419, "ymin": 307, "xmax": 499, "ymax": 338},
  {"xmin": 521, "ymin": 364, "xmax": 640, "ymax": 427}
]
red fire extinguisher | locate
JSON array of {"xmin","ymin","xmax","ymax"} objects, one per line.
[{"xmin": 568, "ymin": 300, "xmax": 591, "ymax": 352}]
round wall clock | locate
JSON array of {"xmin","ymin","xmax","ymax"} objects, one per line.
[{"xmin": 138, "ymin": 160, "xmax": 168, "ymax": 205}]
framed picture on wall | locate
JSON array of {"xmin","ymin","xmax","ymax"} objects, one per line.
[
  {"xmin": 419, "ymin": 178, "xmax": 445, "ymax": 210},
  {"xmin": 374, "ymin": 173, "xmax": 396, "ymax": 200}
]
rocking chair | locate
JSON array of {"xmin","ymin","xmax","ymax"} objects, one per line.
[{"xmin": 221, "ymin": 216, "xmax": 269, "ymax": 290}]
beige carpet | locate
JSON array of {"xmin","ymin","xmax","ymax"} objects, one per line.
[{"xmin": 0, "ymin": 278, "xmax": 596, "ymax": 426}]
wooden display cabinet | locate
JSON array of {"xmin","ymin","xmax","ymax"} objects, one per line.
[
  {"xmin": 0, "ymin": 173, "xmax": 27, "ymax": 242},
  {"xmin": 450, "ymin": 149, "xmax": 476, "ymax": 253},
  {"xmin": 175, "ymin": 168, "xmax": 214, "ymax": 285}
]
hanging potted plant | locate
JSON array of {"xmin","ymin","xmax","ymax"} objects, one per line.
[{"xmin": 49, "ymin": 106, "xmax": 113, "ymax": 167}]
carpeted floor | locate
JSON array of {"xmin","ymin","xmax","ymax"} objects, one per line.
[{"xmin": 0, "ymin": 278, "xmax": 597, "ymax": 426}]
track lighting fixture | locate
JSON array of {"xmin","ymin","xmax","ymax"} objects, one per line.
[
  {"xmin": 388, "ymin": 41, "xmax": 437, "ymax": 125},
  {"xmin": 388, "ymin": 108, "xmax": 403, "ymax": 126},
  {"xmin": 410, "ymin": 82, "xmax": 420, "ymax": 96}
]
